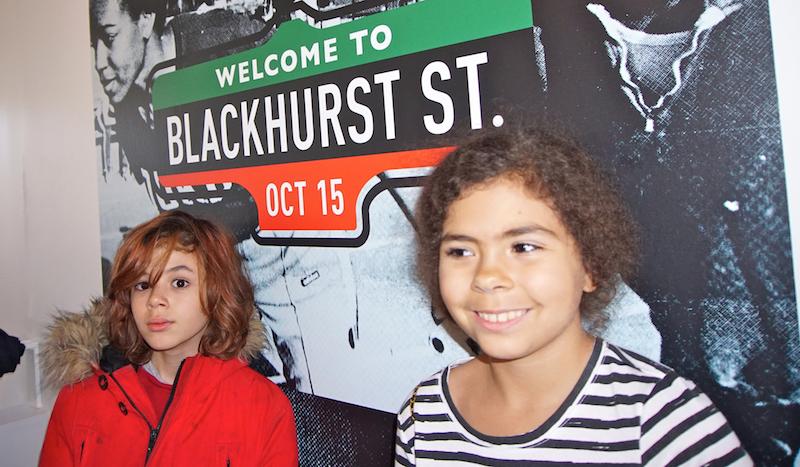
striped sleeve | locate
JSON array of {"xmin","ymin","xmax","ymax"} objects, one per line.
[
  {"xmin": 395, "ymin": 394, "xmax": 416, "ymax": 467},
  {"xmin": 640, "ymin": 373, "xmax": 752, "ymax": 466}
]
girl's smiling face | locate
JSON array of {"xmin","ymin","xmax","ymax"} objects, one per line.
[{"xmin": 438, "ymin": 176, "xmax": 595, "ymax": 362}]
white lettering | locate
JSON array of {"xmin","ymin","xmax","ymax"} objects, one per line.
[
  {"xmin": 374, "ymin": 70, "xmax": 400, "ymax": 140},
  {"xmin": 265, "ymin": 94, "xmax": 288, "ymax": 154},
  {"xmin": 265, "ymin": 183, "xmax": 279, "ymax": 216},
  {"xmin": 265, "ymin": 54, "xmax": 279, "ymax": 76},
  {"xmin": 281, "ymin": 50, "xmax": 298, "ymax": 73},
  {"xmin": 201, "ymin": 108, "xmax": 220, "ymax": 161},
  {"xmin": 421, "ymin": 62, "xmax": 454, "ymax": 135},
  {"xmin": 290, "ymin": 89, "xmax": 315, "ymax": 151},
  {"xmin": 251, "ymin": 58, "xmax": 264, "ymax": 80},
  {"xmin": 323, "ymin": 38, "xmax": 338, "ymax": 63},
  {"xmin": 184, "ymin": 113, "xmax": 200, "ymax": 163},
  {"xmin": 241, "ymin": 99, "xmax": 264, "ymax": 157},
  {"xmin": 371, "ymin": 25, "xmax": 392, "ymax": 51},
  {"xmin": 167, "ymin": 115, "xmax": 183, "ymax": 165},
  {"xmin": 318, "ymin": 83, "xmax": 345, "ymax": 148},
  {"xmin": 220, "ymin": 104, "xmax": 240, "ymax": 159},
  {"xmin": 238, "ymin": 61, "xmax": 250, "ymax": 83},
  {"xmin": 300, "ymin": 43, "xmax": 320, "ymax": 68},
  {"xmin": 294, "ymin": 180, "xmax": 306, "ymax": 216},
  {"xmin": 456, "ymin": 52, "xmax": 488, "ymax": 130},
  {"xmin": 280, "ymin": 182, "xmax": 294, "ymax": 216},
  {"xmin": 346, "ymin": 77, "xmax": 373, "ymax": 144},
  {"xmin": 349, "ymin": 29, "xmax": 369, "ymax": 55},
  {"xmin": 214, "ymin": 65, "xmax": 236, "ymax": 87}
]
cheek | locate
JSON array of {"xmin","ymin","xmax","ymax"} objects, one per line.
[
  {"xmin": 186, "ymin": 293, "xmax": 208, "ymax": 324},
  {"xmin": 129, "ymin": 297, "xmax": 147, "ymax": 323},
  {"xmin": 438, "ymin": 262, "xmax": 471, "ymax": 308},
  {"xmin": 526, "ymin": 263, "xmax": 587, "ymax": 304},
  {"xmin": 111, "ymin": 34, "xmax": 142, "ymax": 71},
  {"xmin": 186, "ymin": 306, "xmax": 210, "ymax": 334},
  {"xmin": 131, "ymin": 299, "xmax": 145, "ymax": 325}
]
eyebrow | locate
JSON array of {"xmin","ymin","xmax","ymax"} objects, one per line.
[
  {"xmin": 165, "ymin": 265, "xmax": 195, "ymax": 274},
  {"xmin": 441, "ymin": 224, "xmax": 557, "ymax": 243},
  {"xmin": 503, "ymin": 225, "xmax": 557, "ymax": 238}
]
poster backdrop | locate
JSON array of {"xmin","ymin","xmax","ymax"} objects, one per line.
[{"xmin": 90, "ymin": 0, "xmax": 798, "ymax": 464}]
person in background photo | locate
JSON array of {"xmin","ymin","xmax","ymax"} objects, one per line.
[
  {"xmin": 90, "ymin": 0, "xmax": 315, "ymax": 391},
  {"xmin": 395, "ymin": 127, "xmax": 751, "ymax": 465},
  {"xmin": 38, "ymin": 211, "xmax": 297, "ymax": 466},
  {"xmin": 532, "ymin": 2, "xmax": 798, "ymax": 461}
]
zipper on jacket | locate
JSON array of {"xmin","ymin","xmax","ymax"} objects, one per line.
[
  {"xmin": 144, "ymin": 359, "xmax": 186, "ymax": 464},
  {"xmin": 108, "ymin": 360, "xmax": 186, "ymax": 465},
  {"xmin": 108, "ymin": 371, "xmax": 156, "ymax": 435}
]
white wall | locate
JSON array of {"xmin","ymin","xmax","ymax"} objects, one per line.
[
  {"xmin": 0, "ymin": 1, "xmax": 797, "ymax": 466},
  {"xmin": 0, "ymin": 0, "xmax": 101, "ymax": 465}
]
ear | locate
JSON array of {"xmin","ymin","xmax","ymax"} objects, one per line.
[
  {"xmin": 137, "ymin": 12, "xmax": 156, "ymax": 40},
  {"xmin": 582, "ymin": 271, "xmax": 597, "ymax": 293}
]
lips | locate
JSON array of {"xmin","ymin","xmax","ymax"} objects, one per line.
[
  {"xmin": 98, "ymin": 72, "xmax": 116, "ymax": 91},
  {"xmin": 473, "ymin": 308, "xmax": 529, "ymax": 330},
  {"xmin": 102, "ymin": 80, "xmax": 116, "ymax": 93},
  {"xmin": 147, "ymin": 318, "xmax": 173, "ymax": 332}
]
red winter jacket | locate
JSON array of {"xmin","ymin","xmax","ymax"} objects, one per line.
[{"xmin": 38, "ymin": 302, "xmax": 298, "ymax": 466}]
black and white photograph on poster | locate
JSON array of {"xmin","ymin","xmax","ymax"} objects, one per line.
[
  {"xmin": 532, "ymin": 0, "xmax": 798, "ymax": 464},
  {"xmin": 89, "ymin": 0, "xmax": 798, "ymax": 464}
]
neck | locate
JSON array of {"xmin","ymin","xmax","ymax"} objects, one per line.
[
  {"xmin": 149, "ymin": 348, "xmax": 193, "ymax": 385},
  {"xmin": 480, "ymin": 325, "xmax": 596, "ymax": 408}
]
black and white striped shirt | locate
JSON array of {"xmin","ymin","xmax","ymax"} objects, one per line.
[{"xmin": 395, "ymin": 340, "xmax": 751, "ymax": 466}]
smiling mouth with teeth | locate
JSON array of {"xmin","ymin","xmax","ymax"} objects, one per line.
[{"xmin": 476, "ymin": 309, "xmax": 528, "ymax": 324}]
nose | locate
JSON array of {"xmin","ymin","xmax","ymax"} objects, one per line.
[
  {"xmin": 146, "ymin": 282, "xmax": 168, "ymax": 309},
  {"xmin": 94, "ymin": 40, "xmax": 109, "ymax": 71},
  {"xmin": 471, "ymin": 254, "xmax": 512, "ymax": 293}
]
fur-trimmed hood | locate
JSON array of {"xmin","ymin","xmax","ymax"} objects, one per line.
[{"xmin": 41, "ymin": 298, "xmax": 267, "ymax": 389}]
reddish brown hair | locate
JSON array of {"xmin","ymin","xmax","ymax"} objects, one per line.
[
  {"xmin": 106, "ymin": 210, "xmax": 254, "ymax": 364},
  {"xmin": 416, "ymin": 127, "xmax": 638, "ymax": 331}
]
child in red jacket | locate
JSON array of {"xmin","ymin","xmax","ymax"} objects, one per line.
[{"xmin": 40, "ymin": 211, "xmax": 298, "ymax": 466}]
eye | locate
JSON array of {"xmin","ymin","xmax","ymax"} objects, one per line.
[
  {"xmin": 99, "ymin": 33, "xmax": 115, "ymax": 45},
  {"xmin": 133, "ymin": 281, "xmax": 150, "ymax": 292},
  {"xmin": 512, "ymin": 242, "xmax": 539, "ymax": 254},
  {"xmin": 172, "ymin": 278, "xmax": 190, "ymax": 288},
  {"xmin": 444, "ymin": 247, "xmax": 474, "ymax": 258}
]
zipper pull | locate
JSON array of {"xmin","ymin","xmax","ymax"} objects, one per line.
[{"xmin": 147, "ymin": 428, "xmax": 159, "ymax": 453}]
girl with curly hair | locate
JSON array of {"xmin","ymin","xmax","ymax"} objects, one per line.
[
  {"xmin": 395, "ymin": 127, "xmax": 750, "ymax": 465},
  {"xmin": 40, "ymin": 211, "xmax": 297, "ymax": 466}
]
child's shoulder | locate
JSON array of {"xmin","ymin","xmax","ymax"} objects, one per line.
[
  {"xmin": 601, "ymin": 340, "xmax": 676, "ymax": 380},
  {"xmin": 403, "ymin": 364, "xmax": 449, "ymax": 400},
  {"xmin": 598, "ymin": 340, "xmax": 706, "ymax": 406},
  {"xmin": 601, "ymin": 343, "xmax": 752, "ymax": 464},
  {"xmin": 420, "ymin": 357, "xmax": 472, "ymax": 388},
  {"xmin": 208, "ymin": 358, "xmax": 290, "ymax": 406},
  {"xmin": 398, "ymin": 358, "xmax": 472, "ymax": 409}
]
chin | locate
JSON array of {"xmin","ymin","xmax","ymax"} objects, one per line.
[
  {"xmin": 476, "ymin": 341, "xmax": 538, "ymax": 362},
  {"xmin": 143, "ymin": 338, "xmax": 176, "ymax": 352},
  {"xmin": 109, "ymin": 92, "xmax": 125, "ymax": 105}
]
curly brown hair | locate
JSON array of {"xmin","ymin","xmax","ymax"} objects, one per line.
[
  {"xmin": 416, "ymin": 127, "xmax": 638, "ymax": 331},
  {"xmin": 106, "ymin": 211, "xmax": 255, "ymax": 365}
]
